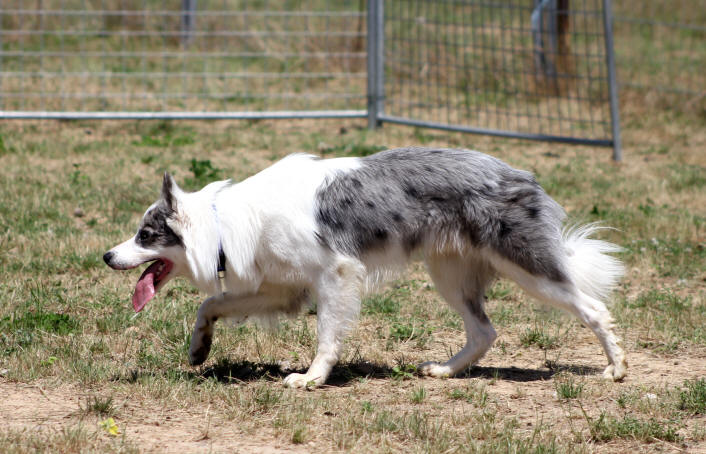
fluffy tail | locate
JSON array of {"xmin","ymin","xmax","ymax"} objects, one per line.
[{"xmin": 562, "ymin": 223, "xmax": 624, "ymax": 301}]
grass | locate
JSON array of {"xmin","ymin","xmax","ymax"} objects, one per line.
[
  {"xmin": 449, "ymin": 383, "xmax": 489, "ymax": 407},
  {"xmin": 0, "ymin": 82, "xmax": 704, "ymax": 452},
  {"xmin": 520, "ymin": 326, "xmax": 560, "ymax": 350},
  {"xmin": 586, "ymin": 413, "xmax": 682, "ymax": 443},
  {"xmin": 679, "ymin": 379, "xmax": 706, "ymax": 415},
  {"xmin": 554, "ymin": 376, "xmax": 584, "ymax": 400},
  {"xmin": 613, "ymin": 289, "xmax": 706, "ymax": 351},
  {"xmin": 81, "ymin": 395, "xmax": 116, "ymax": 417},
  {"xmin": 0, "ymin": 425, "xmax": 139, "ymax": 454}
]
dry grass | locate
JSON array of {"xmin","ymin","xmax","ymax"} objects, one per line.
[{"xmin": 0, "ymin": 105, "xmax": 704, "ymax": 453}]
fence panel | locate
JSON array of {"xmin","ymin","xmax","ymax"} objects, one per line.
[
  {"xmin": 0, "ymin": 1, "xmax": 368, "ymax": 118},
  {"xmin": 379, "ymin": 0, "xmax": 620, "ymax": 152}
]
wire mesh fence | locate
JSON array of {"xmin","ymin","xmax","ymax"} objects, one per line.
[
  {"xmin": 380, "ymin": 0, "xmax": 619, "ymax": 147},
  {"xmin": 613, "ymin": 1, "xmax": 706, "ymax": 106},
  {"xmin": 0, "ymin": 1, "xmax": 702, "ymax": 159},
  {"xmin": 0, "ymin": 0, "xmax": 368, "ymax": 117}
]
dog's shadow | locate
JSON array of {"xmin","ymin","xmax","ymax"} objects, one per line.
[
  {"xmin": 184, "ymin": 359, "xmax": 601, "ymax": 386},
  {"xmin": 192, "ymin": 359, "xmax": 394, "ymax": 385},
  {"xmin": 456, "ymin": 362, "xmax": 601, "ymax": 381}
]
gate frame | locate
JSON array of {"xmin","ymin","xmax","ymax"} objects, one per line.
[{"xmin": 366, "ymin": 0, "xmax": 622, "ymax": 161}]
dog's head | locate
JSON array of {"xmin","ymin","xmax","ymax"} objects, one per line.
[{"xmin": 104, "ymin": 172, "xmax": 188, "ymax": 312}]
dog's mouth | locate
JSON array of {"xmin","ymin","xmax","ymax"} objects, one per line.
[{"xmin": 133, "ymin": 258, "xmax": 174, "ymax": 312}]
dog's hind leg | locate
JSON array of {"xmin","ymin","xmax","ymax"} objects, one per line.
[
  {"xmin": 283, "ymin": 257, "xmax": 365, "ymax": 388},
  {"xmin": 420, "ymin": 254, "xmax": 497, "ymax": 378},
  {"xmin": 489, "ymin": 255, "xmax": 627, "ymax": 381},
  {"xmin": 572, "ymin": 290, "xmax": 627, "ymax": 380}
]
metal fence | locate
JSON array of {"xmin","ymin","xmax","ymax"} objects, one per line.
[
  {"xmin": 2, "ymin": 1, "xmax": 703, "ymax": 160},
  {"xmin": 377, "ymin": 0, "xmax": 621, "ymax": 158},
  {"xmin": 0, "ymin": 1, "xmax": 368, "ymax": 119}
]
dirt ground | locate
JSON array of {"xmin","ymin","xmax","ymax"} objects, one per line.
[{"xmin": 3, "ymin": 337, "xmax": 705, "ymax": 453}]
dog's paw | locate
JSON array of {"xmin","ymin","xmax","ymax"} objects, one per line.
[
  {"xmin": 188, "ymin": 334, "xmax": 212, "ymax": 366},
  {"xmin": 283, "ymin": 373, "xmax": 323, "ymax": 389},
  {"xmin": 603, "ymin": 358, "xmax": 628, "ymax": 381},
  {"xmin": 419, "ymin": 361, "xmax": 453, "ymax": 378}
]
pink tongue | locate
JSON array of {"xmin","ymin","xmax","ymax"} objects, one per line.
[{"xmin": 132, "ymin": 261, "xmax": 161, "ymax": 312}]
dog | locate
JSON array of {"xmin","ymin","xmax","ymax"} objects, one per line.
[{"xmin": 104, "ymin": 147, "xmax": 627, "ymax": 388}]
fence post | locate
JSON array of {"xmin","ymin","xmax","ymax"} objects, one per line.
[
  {"xmin": 367, "ymin": 0, "xmax": 384, "ymax": 129},
  {"xmin": 181, "ymin": 0, "xmax": 197, "ymax": 47},
  {"xmin": 602, "ymin": 0, "xmax": 622, "ymax": 161}
]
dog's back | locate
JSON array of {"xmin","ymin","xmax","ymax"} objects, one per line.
[{"xmin": 315, "ymin": 147, "xmax": 567, "ymax": 281}]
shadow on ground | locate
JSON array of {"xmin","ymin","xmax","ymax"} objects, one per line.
[
  {"xmin": 196, "ymin": 359, "xmax": 395, "ymax": 386},
  {"xmin": 114, "ymin": 359, "xmax": 601, "ymax": 387},
  {"xmin": 456, "ymin": 362, "xmax": 601, "ymax": 381}
]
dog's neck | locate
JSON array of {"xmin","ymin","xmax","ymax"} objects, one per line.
[{"xmin": 211, "ymin": 200, "xmax": 227, "ymax": 290}]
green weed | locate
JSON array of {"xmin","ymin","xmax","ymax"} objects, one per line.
[
  {"xmin": 390, "ymin": 359, "xmax": 417, "ymax": 381},
  {"xmin": 554, "ymin": 377, "xmax": 583, "ymax": 400},
  {"xmin": 678, "ymin": 378, "xmax": 706, "ymax": 414},
  {"xmin": 184, "ymin": 158, "xmax": 222, "ymax": 190},
  {"xmin": 520, "ymin": 327, "xmax": 559, "ymax": 350},
  {"xmin": 389, "ymin": 322, "xmax": 430, "ymax": 343},
  {"xmin": 362, "ymin": 294, "xmax": 400, "ymax": 316},
  {"xmin": 410, "ymin": 386, "xmax": 427, "ymax": 404}
]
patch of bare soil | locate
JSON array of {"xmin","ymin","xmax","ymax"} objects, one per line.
[{"xmin": 0, "ymin": 381, "xmax": 310, "ymax": 454}]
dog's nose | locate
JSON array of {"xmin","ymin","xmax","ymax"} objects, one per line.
[{"xmin": 103, "ymin": 251, "xmax": 114, "ymax": 265}]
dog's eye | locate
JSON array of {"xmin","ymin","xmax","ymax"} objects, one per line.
[{"xmin": 138, "ymin": 230, "xmax": 151, "ymax": 241}]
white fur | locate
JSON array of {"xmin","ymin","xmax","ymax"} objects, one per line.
[{"xmin": 562, "ymin": 223, "xmax": 624, "ymax": 301}]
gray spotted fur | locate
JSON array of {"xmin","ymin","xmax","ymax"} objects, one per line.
[{"xmin": 315, "ymin": 147, "xmax": 568, "ymax": 282}]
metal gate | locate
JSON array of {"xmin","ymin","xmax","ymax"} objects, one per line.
[
  {"xmin": 371, "ymin": 0, "xmax": 621, "ymax": 160},
  {"xmin": 0, "ymin": 1, "xmax": 621, "ymax": 159}
]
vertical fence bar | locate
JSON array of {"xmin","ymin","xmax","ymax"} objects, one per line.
[
  {"xmin": 375, "ymin": 0, "xmax": 385, "ymax": 123},
  {"xmin": 182, "ymin": 0, "xmax": 197, "ymax": 47},
  {"xmin": 367, "ymin": 0, "xmax": 379, "ymax": 128},
  {"xmin": 602, "ymin": 0, "xmax": 622, "ymax": 161}
]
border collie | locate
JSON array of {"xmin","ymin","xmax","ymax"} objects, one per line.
[{"xmin": 104, "ymin": 147, "xmax": 626, "ymax": 387}]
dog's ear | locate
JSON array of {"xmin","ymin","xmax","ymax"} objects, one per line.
[{"xmin": 161, "ymin": 172, "xmax": 180, "ymax": 213}]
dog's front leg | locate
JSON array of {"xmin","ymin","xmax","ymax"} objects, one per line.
[
  {"xmin": 189, "ymin": 294, "xmax": 232, "ymax": 366},
  {"xmin": 189, "ymin": 290, "xmax": 289, "ymax": 365},
  {"xmin": 283, "ymin": 258, "xmax": 364, "ymax": 388}
]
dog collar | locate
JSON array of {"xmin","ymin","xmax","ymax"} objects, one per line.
[{"xmin": 211, "ymin": 200, "xmax": 227, "ymax": 292}]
